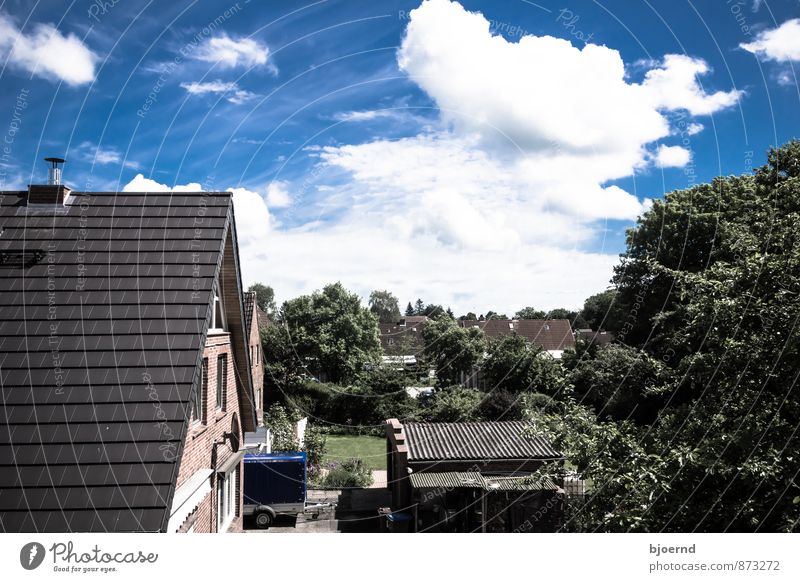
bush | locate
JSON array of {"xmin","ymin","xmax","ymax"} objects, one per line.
[
  {"xmin": 418, "ymin": 385, "xmax": 481, "ymax": 422},
  {"xmin": 320, "ymin": 458, "xmax": 374, "ymax": 488}
]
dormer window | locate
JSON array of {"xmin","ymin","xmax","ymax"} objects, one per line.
[{"xmin": 209, "ymin": 283, "xmax": 227, "ymax": 334}]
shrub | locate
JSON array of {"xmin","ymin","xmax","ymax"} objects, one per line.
[{"xmin": 321, "ymin": 458, "xmax": 374, "ymax": 488}]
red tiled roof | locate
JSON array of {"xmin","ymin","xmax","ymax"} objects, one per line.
[{"xmin": 459, "ymin": 319, "xmax": 575, "ymax": 351}]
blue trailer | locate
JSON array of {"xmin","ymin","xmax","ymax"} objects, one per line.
[{"xmin": 243, "ymin": 452, "xmax": 330, "ymax": 528}]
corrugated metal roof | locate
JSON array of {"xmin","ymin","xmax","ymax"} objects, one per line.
[
  {"xmin": 0, "ymin": 190, "xmax": 244, "ymax": 532},
  {"xmin": 404, "ymin": 421, "xmax": 563, "ymax": 462},
  {"xmin": 409, "ymin": 471, "xmax": 559, "ymax": 491}
]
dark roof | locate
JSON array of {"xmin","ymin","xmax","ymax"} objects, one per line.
[
  {"xmin": 408, "ymin": 471, "xmax": 559, "ymax": 491},
  {"xmin": 576, "ymin": 328, "xmax": 615, "ymax": 347},
  {"xmin": 404, "ymin": 421, "xmax": 563, "ymax": 462},
  {"xmin": 459, "ymin": 319, "xmax": 575, "ymax": 351},
  {"xmin": 379, "ymin": 321, "xmax": 425, "ymax": 355},
  {"xmin": 243, "ymin": 291, "xmax": 256, "ymax": 338},
  {"xmin": 0, "ymin": 190, "xmax": 251, "ymax": 532}
]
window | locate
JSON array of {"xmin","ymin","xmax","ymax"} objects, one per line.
[
  {"xmin": 216, "ymin": 466, "xmax": 238, "ymax": 532},
  {"xmin": 209, "ymin": 285, "xmax": 226, "ymax": 333},
  {"xmin": 216, "ymin": 354, "xmax": 228, "ymax": 411},
  {"xmin": 191, "ymin": 358, "xmax": 208, "ymax": 424}
]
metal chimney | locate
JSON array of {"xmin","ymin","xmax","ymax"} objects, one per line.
[{"xmin": 45, "ymin": 157, "xmax": 65, "ymax": 185}]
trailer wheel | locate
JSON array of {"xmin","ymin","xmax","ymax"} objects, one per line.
[{"xmin": 255, "ymin": 510, "xmax": 273, "ymax": 529}]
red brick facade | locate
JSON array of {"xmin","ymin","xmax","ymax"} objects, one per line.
[{"xmin": 174, "ymin": 332, "xmax": 245, "ymax": 533}]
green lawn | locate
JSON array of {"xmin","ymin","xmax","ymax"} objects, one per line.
[{"xmin": 323, "ymin": 435, "xmax": 386, "ymax": 471}]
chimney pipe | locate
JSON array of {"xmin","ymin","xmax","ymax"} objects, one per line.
[
  {"xmin": 27, "ymin": 157, "xmax": 71, "ymax": 205},
  {"xmin": 45, "ymin": 157, "xmax": 65, "ymax": 185}
]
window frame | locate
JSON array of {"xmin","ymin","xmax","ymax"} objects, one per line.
[{"xmin": 216, "ymin": 353, "xmax": 228, "ymax": 411}]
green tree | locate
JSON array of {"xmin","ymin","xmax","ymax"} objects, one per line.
[
  {"xmin": 419, "ymin": 385, "xmax": 482, "ymax": 422},
  {"xmin": 567, "ymin": 343, "xmax": 671, "ymax": 421},
  {"xmin": 405, "ymin": 302, "xmax": 414, "ymax": 316},
  {"xmin": 480, "ymin": 334, "xmax": 562, "ymax": 395},
  {"xmin": 278, "ymin": 282, "xmax": 381, "ymax": 384},
  {"xmin": 368, "ymin": 289, "xmax": 401, "ymax": 323},
  {"xmin": 414, "ymin": 298, "xmax": 425, "ymax": 315},
  {"xmin": 515, "ymin": 306, "xmax": 546, "ymax": 319},
  {"xmin": 422, "ymin": 317, "xmax": 486, "ymax": 386},
  {"xmin": 248, "ymin": 283, "xmax": 276, "ymax": 316},
  {"xmin": 580, "ymin": 290, "xmax": 624, "ymax": 333}
]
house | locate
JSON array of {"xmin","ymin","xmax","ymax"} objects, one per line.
[
  {"xmin": 0, "ymin": 164, "xmax": 257, "ymax": 532},
  {"xmin": 385, "ymin": 419, "xmax": 565, "ymax": 532},
  {"xmin": 458, "ymin": 318, "xmax": 575, "ymax": 358},
  {"xmin": 576, "ymin": 328, "xmax": 615, "ymax": 348},
  {"xmin": 243, "ymin": 291, "xmax": 265, "ymax": 426},
  {"xmin": 379, "ymin": 315, "xmax": 430, "ymax": 372}
]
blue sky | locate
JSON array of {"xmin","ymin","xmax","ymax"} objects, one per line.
[{"xmin": 1, "ymin": 0, "xmax": 798, "ymax": 314}]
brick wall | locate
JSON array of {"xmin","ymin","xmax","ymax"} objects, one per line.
[{"xmin": 175, "ymin": 332, "xmax": 244, "ymax": 533}]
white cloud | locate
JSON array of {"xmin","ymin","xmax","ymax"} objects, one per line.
[
  {"xmin": 194, "ymin": 34, "xmax": 271, "ymax": 69},
  {"xmin": 122, "ymin": 174, "xmax": 202, "ymax": 192},
  {"xmin": 180, "ymin": 80, "xmax": 256, "ymax": 104},
  {"xmin": 333, "ymin": 110, "xmax": 398, "ymax": 122},
  {"xmin": 654, "ymin": 145, "xmax": 692, "ymax": 168},
  {"xmin": 0, "ymin": 12, "xmax": 97, "ymax": 85},
  {"xmin": 741, "ymin": 19, "xmax": 800, "ymax": 62},
  {"xmin": 639, "ymin": 54, "xmax": 742, "ymax": 115},
  {"xmin": 120, "ymin": 1, "xmax": 745, "ymax": 313},
  {"xmin": 686, "ymin": 122, "xmax": 704, "ymax": 136},
  {"xmin": 266, "ymin": 181, "xmax": 292, "ymax": 208}
]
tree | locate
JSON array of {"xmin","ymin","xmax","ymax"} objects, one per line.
[
  {"xmin": 368, "ymin": 289, "xmax": 401, "ymax": 323},
  {"xmin": 278, "ymin": 282, "xmax": 381, "ymax": 384},
  {"xmin": 515, "ymin": 306, "xmax": 546, "ymax": 319},
  {"xmin": 423, "ymin": 303, "xmax": 447, "ymax": 318},
  {"xmin": 580, "ymin": 290, "xmax": 624, "ymax": 333},
  {"xmin": 414, "ymin": 298, "xmax": 425, "ymax": 315},
  {"xmin": 419, "ymin": 385, "xmax": 482, "ymax": 422},
  {"xmin": 405, "ymin": 302, "xmax": 414, "ymax": 316},
  {"xmin": 264, "ymin": 404, "xmax": 301, "ymax": 452},
  {"xmin": 567, "ymin": 343, "xmax": 671, "ymax": 422},
  {"xmin": 459, "ymin": 312, "xmax": 478, "ymax": 321},
  {"xmin": 599, "ymin": 141, "xmax": 800, "ymax": 531},
  {"xmin": 422, "ymin": 317, "xmax": 486, "ymax": 386},
  {"xmin": 484, "ymin": 310, "xmax": 508, "ymax": 320},
  {"xmin": 480, "ymin": 335, "xmax": 562, "ymax": 395},
  {"xmin": 248, "ymin": 283, "xmax": 276, "ymax": 316}
]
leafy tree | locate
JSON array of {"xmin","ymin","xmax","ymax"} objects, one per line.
[
  {"xmin": 567, "ymin": 343, "xmax": 671, "ymax": 421},
  {"xmin": 599, "ymin": 141, "xmax": 800, "ymax": 531},
  {"xmin": 248, "ymin": 283, "xmax": 276, "ymax": 316},
  {"xmin": 368, "ymin": 289, "xmax": 401, "ymax": 323},
  {"xmin": 423, "ymin": 303, "xmax": 447, "ymax": 318},
  {"xmin": 277, "ymin": 282, "xmax": 381, "ymax": 384},
  {"xmin": 515, "ymin": 306, "xmax": 546, "ymax": 319},
  {"xmin": 580, "ymin": 290, "xmax": 625, "ymax": 333},
  {"xmin": 262, "ymin": 322, "xmax": 306, "ymax": 397},
  {"xmin": 419, "ymin": 385, "xmax": 482, "ymax": 422},
  {"xmin": 459, "ymin": 311, "xmax": 478, "ymax": 321},
  {"xmin": 405, "ymin": 302, "xmax": 414, "ymax": 316},
  {"xmin": 422, "ymin": 317, "xmax": 486, "ymax": 386},
  {"xmin": 480, "ymin": 334, "xmax": 563, "ymax": 395},
  {"xmin": 264, "ymin": 404, "xmax": 301, "ymax": 452},
  {"xmin": 484, "ymin": 310, "xmax": 507, "ymax": 320},
  {"xmin": 414, "ymin": 298, "xmax": 425, "ymax": 315},
  {"xmin": 478, "ymin": 388, "xmax": 524, "ymax": 421}
]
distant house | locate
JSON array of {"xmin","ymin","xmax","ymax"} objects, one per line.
[
  {"xmin": 243, "ymin": 291, "xmax": 265, "ymax": 426},
  {"xmin": 576, "ymin": 328, "xmax": 615, "ymax": 348},
  {"xmin": 458, "ymin": 318, "xmax": 575, "ymax": 358},
  {"xmin": 0, "ymin": 169, "xmax": 257, "ymax": 532},
  {"xmin": 379, "ymin": 315, "xmax": 430, "ymax": 371},
  {"xmin": 386, "ymin": 419, "xmax": 565, "ymax": 532}
]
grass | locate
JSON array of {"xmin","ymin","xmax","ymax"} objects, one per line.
[{"xmin": 322, "ymin": 435, "xmax": 386, "ymax": 471}]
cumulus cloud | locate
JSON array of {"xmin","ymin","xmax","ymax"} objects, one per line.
[
  {"xmin": 654, "ymin": 144, "xmax": 692, "ymax": 168},
  {"xmin": 194, "ymin": 34, "xmax": 271, "ymax": 69},
  {"xmin": 266, "ymin": 181, "xmax": 292, "ymax": 208},
  {"xmin": 180, "ymin": 80, "xmax": 256, "ymax": 104},
  {"xmin": 122, "ymin": 174, "xmax": 203, "ymax": 192},
  {"xmin": 741, "ymin": 19, "xmax": 800, "ymax": 62},
  {"xmin": 0, "ymin": 12, "xmax": 97, "ymax": 85}
]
